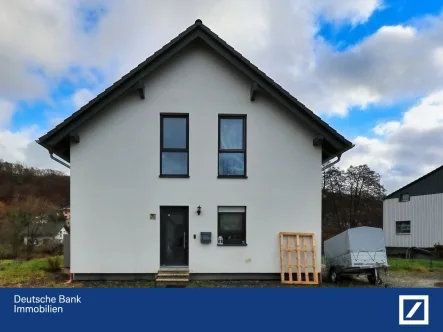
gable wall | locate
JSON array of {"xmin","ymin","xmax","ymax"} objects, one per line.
[
  {"xmin": 383, "ymin": 194, "xmax": 443, "ymax": 248},
  {"xmin": 70, "ymin": 42, "xmax": 322, "ymax": 274}
]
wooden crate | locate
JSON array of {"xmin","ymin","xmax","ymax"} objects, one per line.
[{"xmin": 279, "ymin": 232, "xmax": 319, "ymax": 285}]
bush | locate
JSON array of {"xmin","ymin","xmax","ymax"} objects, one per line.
[
  {"xmin": 46, "ymin": 256, "xmax": 61, "ymax": 273},
  {"xmin": 0, "ymin": 244, "xmax": 14, "ymax": 260},
  {"xmin": 35, "ymin": 241, "xmax": 63, "ymax": 256}
]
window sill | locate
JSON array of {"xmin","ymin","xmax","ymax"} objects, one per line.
[
  {"xmin": 396, "ymin": 233, "xmax": 411, "ymax": 235},
  {"xmin": 217, "ymin": 175, "xmax": 248, "ymax": 179},
  {"xmin": 217, "ymin": 244, "xmax": 247, "ymax": 247},
  {"xmin": 159, "ymin": 175, "xmax": 190, "ymax": 178}
]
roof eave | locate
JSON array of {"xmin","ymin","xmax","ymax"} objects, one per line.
[{"xmin": 322, "ymin": 142, "xmax": 354, "ymax": 165}]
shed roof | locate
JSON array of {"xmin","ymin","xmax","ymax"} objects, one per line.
[
  {"xmin": 384, "ymin": 165, "xmax": 443, "ymax": 200},
  {"xmin": 37, "ymin": 19, "xmax": 353, "ymax": 163}
]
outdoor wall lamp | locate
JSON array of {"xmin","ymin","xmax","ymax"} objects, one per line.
[{"xmin": 197, "ymin": 206, "xmax": 202, "ymax": 215}]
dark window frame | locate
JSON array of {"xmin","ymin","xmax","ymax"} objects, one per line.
[
  {"xmin": 396, "ymin": 220, "xmax": 411, "ymax": 235},
  {"xmin": 217, "ymin": 206, "xmax": 247, "ymax": 246},
  {"xmin": 399, "ymin": 193, "xmax": 410, "ymax": 202},
  {"xmin": 160, "ymin": 113, "xmax": 189, "ymax": 178},
  {"xmin": 217, "ymin": 114, "xmax": 247, "ymax": 178}
]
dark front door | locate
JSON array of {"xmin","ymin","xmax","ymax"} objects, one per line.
[{"xmin": 160, "ymin": 206, "xmax": 189, "ymax": 266}]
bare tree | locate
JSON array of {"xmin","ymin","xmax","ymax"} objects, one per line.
[
  {"xmin": 0, "ymin": 197, "xmax": 65, "ymax": 259},
  {"xmin": 345, "ymin": 165, "xmax": 385, "ymax": 228},
  {"xmin": 322, "ymin": 164, "xmax": 386, "ymax": 234}
]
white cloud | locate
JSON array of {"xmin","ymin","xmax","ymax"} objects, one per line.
[
  {"xmin": 0, "ymin": 99, "xmax": 15, "ymax": 128},
  {"xmin": 305, "ymin": 17, "xmax": 443, "ymax": 115},
  {"xmin": 83, "ymin": 0, "xmax": 385, "ymax": 96},
  {"xmin": 373, "ymin": 121, "xmax": 401, "ymax": 136},
  {"xmin": 434, "ymin": 47, "xmax": 443, "ymax": 67},
  {"xmin": 316, "ymin": 0, "xmax": 382, "ymax": 25},
  {"xmin": 48, "ymin": 117, "xmax": 64, "ymax": 128},
  {"xmin": 0, "ymin": 0, "xmax": 78, "ymax": 100},
  {"xmin": 0, "ymin": 126, "xmax": 69, "ymax": 173},
  {"xmin": 0, "ymin": 0, "xmax": 384, "ymax": 105},
  {"xmin": 72, "ymin": 88, "xmax": 95, "ymax": 109},
  {"xmin": 340, "ymin": 90, "xmax": 443, "ymax": 192},
  {"xmin": 0, "ymin": 128, "xmax": 33, "ymax": 162}
]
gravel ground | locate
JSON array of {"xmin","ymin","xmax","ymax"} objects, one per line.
[
  {"xmin": 382, "ymin": 270, "xmax": 443, "ymax": 288},
  {"xmin": 321, "ymin": 270, "xmax": 443, "ymax": 288},
  {"xmin": 80, "ymin": 270, "xmax": 443, "ymax": 288}
]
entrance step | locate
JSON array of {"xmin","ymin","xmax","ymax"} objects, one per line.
[
  {"xmin": 158, "ymin": 266, "xmax": 189, "ymax": 272},
  {"xmin": 156, "ymin": 267, "xmax": 189, "ymax": 287},
  {"xmin": 157, "ymin": 272, "xmax": 189, "ymax": 278}
]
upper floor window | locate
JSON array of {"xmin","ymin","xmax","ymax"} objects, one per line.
[
  {"xmin": 399, "ymin": 193, "xmax": 410, "ymax": 202},
  {"xmin": 160, "ymin": 113, "xmax": 189, "ymax": 177},
  {"xmin": 218, "ymin": 115, "xmax": 247, "ymax": 178}
]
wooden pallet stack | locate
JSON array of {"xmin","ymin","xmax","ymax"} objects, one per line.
[{"xmin": 279, "ymin": 232, "xmax": 319, "ymax": 285}]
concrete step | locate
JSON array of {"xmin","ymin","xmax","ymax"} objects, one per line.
[
  {"xmin": 157, "ymin": 272, "xmax": 189, "ymax": 278},
  {"xmin": 156, "ymin": 278, "xmax": 189, "ymax": 282},
  {"xmin": 158, "ymin": 267, "xmax": 189, "ymax": 273},
  {"xmin": 156, "ymin": 267, "xmax": 190, "ymax": 286},
  {"xmin": 155, "ymin": 277, "xmax": 189, "ymax": 287}
]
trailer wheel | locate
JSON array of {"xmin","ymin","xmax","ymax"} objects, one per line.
[
  {"xmin": 329, "ymin": 268, "xmax": 339, "ymax": 283},
  {"xmin": 368, "ymin": 275, "xmax": 383, "ymax": 285}
]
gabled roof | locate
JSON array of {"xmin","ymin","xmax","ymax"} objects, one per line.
[
  {"xmin": 37, "ymin": 19, "xmax": 353, "ymax": 163},
  {"xmin": 384, "ymin": 164, "xmax": 443, "ymax": 200}
]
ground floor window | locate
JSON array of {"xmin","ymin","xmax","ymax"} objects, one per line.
[
  {"xmin": 396, "ymin": 220, "xmax": 411, "ymax": 234},
  {"xmin": 217, "ymin": 206, "xmax": 246, "ymax": 246}
]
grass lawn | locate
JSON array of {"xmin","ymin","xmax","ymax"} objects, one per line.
[
  {"xmin": 0, "ymin": 256, "xmax": 68, "ymax": 288},
  {"xmin": 388, "ymin": 257, "xmax": 443, "ymax": 272},
  {"xmin": 0, "ymin": 256, "xmax": 442, "ymax": 288}
]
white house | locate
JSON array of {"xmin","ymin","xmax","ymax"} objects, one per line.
[
  {"xmin": 23, "ymin": 221, "xmax": 68, "ymax": 246},
  {"xmin": 383, "ymin": 165, "xmax": 443, "ymax": 252},
  {"xmin": 36, "ymin": 20, "xmax": 353, "ymax": 282}
]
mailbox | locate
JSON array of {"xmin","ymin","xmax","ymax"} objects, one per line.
[{"xmin": 200, "ymin": 232, "xmax": 212, "ymax": 244}]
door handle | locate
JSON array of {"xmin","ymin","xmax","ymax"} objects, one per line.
[{"xmin": 183, "ymin": 232, "xmax": 186, "ymax": 249}]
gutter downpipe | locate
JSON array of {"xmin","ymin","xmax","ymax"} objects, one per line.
[
  {"xmin": 49, "ymin": 152, "xmax": 70, "ymax": 169},
  {"xmin": 322, "ymin": 154, "xmax": 341, "ymax": 171},
  {"xmin": 49, "ymin": 150, "xmax": 72, "ymax": 283},
  {"xmin": 321, "ymin": 143, "xmax": 355, "ymax": 172}
]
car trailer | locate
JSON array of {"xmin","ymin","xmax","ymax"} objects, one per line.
[{"xmin": 324, "ymin": 226, "xmax": 389, "ymax": 285}]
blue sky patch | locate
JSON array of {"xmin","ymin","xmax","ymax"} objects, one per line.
[
  {"xmin": 10, "ymin": 65, "xmax": 105, "ymax": 133},
  {"xmin": 76, "ymin": 3, "xmax": 108, "ymax": 34},
  {"xmin": 317, "ymin": 0, "xmax": 443, "ymax": 51},
  {"xmin": 325, "ymin": 98, "xmax": 417, "ymax": 140}
]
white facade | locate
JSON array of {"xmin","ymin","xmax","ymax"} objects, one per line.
[
  {"xmin": 70, "ymin": 44, "xmax": 324, "ymax": 275},
  {"xmin": 383, "ymin": 194, "xmax": 443, "ymax": 248}
]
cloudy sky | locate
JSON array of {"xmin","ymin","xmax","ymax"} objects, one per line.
[{"xmin": 0, "ymin": 0, "xmax": 442, "ymax": 193}]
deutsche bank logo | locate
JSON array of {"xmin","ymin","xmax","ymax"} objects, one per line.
[{"xmin": 399, "ymin": 295, "xmax": 429, "ymax": 325}]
